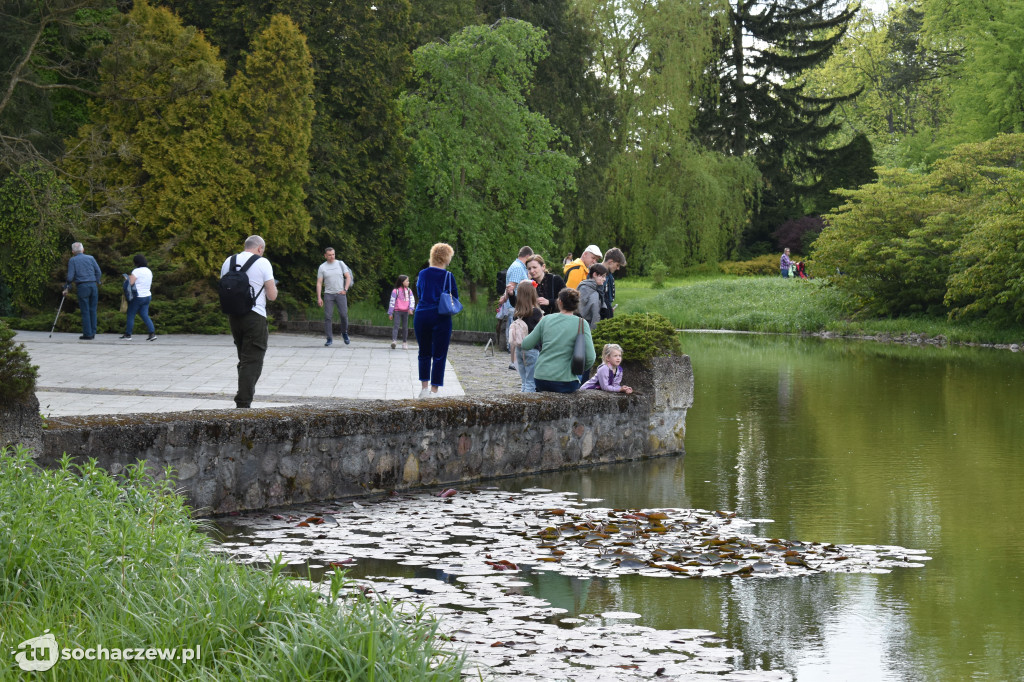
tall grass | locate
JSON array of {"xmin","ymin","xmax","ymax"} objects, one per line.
[{"xmin": 0, "ymin": 447, "xmax": 462, "ymax": 681}]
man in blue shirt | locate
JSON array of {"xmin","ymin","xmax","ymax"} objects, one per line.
[
  {"xmin": 501, "ymin": 246, "xmax": 533, "ymax": 351},
  {"xmin": 64, "ymin": 242, "xmax": 103, "ymax": 340}
]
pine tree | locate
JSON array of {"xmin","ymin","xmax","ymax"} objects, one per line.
[{"xmin": 698, "ymin": 0, "xmax": 861, "ymax": 247}]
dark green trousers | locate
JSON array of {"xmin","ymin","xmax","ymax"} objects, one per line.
[{"xmin": 229, "ymin": 311, "xmax": 269, "ymax": 408}]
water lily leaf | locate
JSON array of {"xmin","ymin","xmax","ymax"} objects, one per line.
[
  {"xmin": 618, "ymin": 559, "xmax": 648, "ymax": 569},
  {"xmin": 646, "ymin": 512, "xmax": 669, "ymax": 521}
]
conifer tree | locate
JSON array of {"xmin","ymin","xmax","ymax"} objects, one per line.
[
  {"xmin": 698, "ymin": 0, "xmax": 861, "ymax": 247},
  {"xmin": 64, "ymin": 2, "xmax": 314, "ymax": 282},
  {"xmin": 157, "ymin": 0, "xmax": 414, "ymax": 301}
]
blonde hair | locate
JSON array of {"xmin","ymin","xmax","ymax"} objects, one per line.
[
  {"xmin": 429, "ymin": 243, "xmax": 454, "ymax": 267},
  {"xmin": 602, "ymin": 343, "xmax": 623, "ymax": 361},
  {"xmin": 513, "ymin": 280, "xmax": 538, "ymax": 319}
]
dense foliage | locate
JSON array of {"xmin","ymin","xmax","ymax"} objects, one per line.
[
  {"xmin": 399, "ymin": 20, "xmax": 576, "ymax": 299},
  {"xmin": 0, "ymin": 166, "xmax": 77, "ymax": 312},
  {"xmin": 0, "ymin": 0, "xmax": 1022, "ymax": 331},
  {"xmin": 814, "ymin": 134, "xmax": 1024, "ymax": 323},
  {"xmin": 592, "ymin": 312, "xmax": 682, "ymax": 363}
]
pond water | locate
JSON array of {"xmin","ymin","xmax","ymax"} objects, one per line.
[{"xmin": 214, "ymin": 333, "xmax": 1024, "ymax": 681}]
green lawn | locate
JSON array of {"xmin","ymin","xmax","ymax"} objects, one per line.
[{"xmin": 613, "ymin": 274, "xmax": 1024, "ymax": 345}]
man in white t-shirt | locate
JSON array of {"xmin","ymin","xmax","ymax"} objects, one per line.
[
  {"xmin": 220, "ymin": 235, "xmax": 278, "ymax": 408},
  {"xmin": 316, "ymin": 247, "xmax": 353, "ymax": 346}
]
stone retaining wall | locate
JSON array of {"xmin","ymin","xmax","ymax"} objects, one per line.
[{"xmin": 30, "ymin": 356, "xmax": 692, "ymax": 515}]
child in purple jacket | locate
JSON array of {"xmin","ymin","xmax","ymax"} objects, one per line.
[{"xmin": 580, "ymin": 343, "xmax": 633, "ymax": 394}]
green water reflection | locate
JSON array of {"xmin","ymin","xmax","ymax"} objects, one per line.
[{"xmin": 504, "ymin": 333, "xmax": 1024, "ymax": 681}]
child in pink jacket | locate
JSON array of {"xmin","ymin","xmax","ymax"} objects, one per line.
[{"xmin": 388, "ymin": 275, "xmax": 416, "ymax": 349}]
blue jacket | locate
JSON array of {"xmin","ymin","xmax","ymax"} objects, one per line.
[
  {"xmin": 416, "ymin": 267, "xmax": 458, "ymax": 312},
  {"xmin": 66, "ymin": 253, "xmax": 102, "ymax": 286}
]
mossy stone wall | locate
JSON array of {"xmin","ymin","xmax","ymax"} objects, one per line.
[{"xmin": 35, "ymin": 356, "xmax": 692, "ymax": 514}]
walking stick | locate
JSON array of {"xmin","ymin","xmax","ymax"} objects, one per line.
[{"xmin": 49, "ymin": 291, "xmax": 67, "ymax": 338}]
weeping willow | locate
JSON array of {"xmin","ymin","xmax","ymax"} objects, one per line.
[{"xmin": 578, "ymin": 0, "xmax": 760, "ymax": 271}]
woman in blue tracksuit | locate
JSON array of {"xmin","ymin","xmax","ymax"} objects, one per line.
[{"xmin": 414, "ymin": 243, "xmax": 457, "ymax": 398}]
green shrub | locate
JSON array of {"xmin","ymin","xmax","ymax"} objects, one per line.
[
  {"xmin": 592, "ymin": 312, "xmax": 682, "ymax": 363},
  {"xmin": 719, "ymin": 254, "xmax": 788, "ymax": 277},
  {"xmin": 649, "ymin": 261, "xmax": 669, "ymax": 289},
  {"xmin": 0, "ymin": 320, "xmax": 37, "ymax": 404}
]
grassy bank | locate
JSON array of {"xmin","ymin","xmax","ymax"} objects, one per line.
[
  {"xmin": 613, "ymin": 275, "xmax": 1024, "ymax": 345},
  {"xmin": 0, "ymin": 447, "xmax": 462, "ymax": 681}
]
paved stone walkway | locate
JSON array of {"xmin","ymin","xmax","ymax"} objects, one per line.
[{"xmin": 16, "ymin": 330, "xmax": 521, "ymax": 418}]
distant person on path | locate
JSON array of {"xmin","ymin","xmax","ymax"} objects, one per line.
[
  {"xmin": 780, "ymin": 248, "xmax": 792, "ymax": 278},
  {"xmin": 581, "ymin": 343, "xmax": 633, "ymax": 394},
  {"xmin": 509, "ymin": 280, "xmax": 543, "ymax": 392},
  {"xmin": 388, "ymin": 275, "xmax": 415, "ymax": 350},
  {"xmin": 563, "ymin": 244, "xmax": 602, "ymax": 289},
  {"xmin": 63, "ymin": 242, "xmax": 102, "ymax": 340},
  {"xmin": 414, "ymin": 243, "xmax": 457, "ymax": 398},
  {"xmin": 521, "ymin": 288, "xmax": 595, "ymax": 394},
  {"xmin": 578, "ymin": 263, "xmax": 608, "ymax": 330},
  {"xmin": 120, "ymin": 254, "xmax": 156, "ymax": 341},
  {"xmin": 563, "ymin": 252, "xmax": 573, "ymax": 266},
  {"xmin": 220, "ymin": 235, "xmax": 277, "ymax": 409},
  {"xmin": 599, "ymin": 247, "xmax": 626, "ymax": 319},
  {"xmin": 508, "ymin": 255, "xmax": 565, "ymax": 316},
  {"xmin": 317, "ymin": 247, "xmax": 353, "ymax": 346}
]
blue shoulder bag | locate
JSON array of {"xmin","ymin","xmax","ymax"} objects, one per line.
[{"xmin": 438, "ymin": 271, "xmax": 463, "ymax": 316}]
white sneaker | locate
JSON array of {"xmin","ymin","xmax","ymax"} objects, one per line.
[
  {"xmin": 418, "ymin": 387, "xmax": 431, "ymax": 399},
  {"xmin": 402, "ymin": 342, "xmax": 408, "ymax": 350}
]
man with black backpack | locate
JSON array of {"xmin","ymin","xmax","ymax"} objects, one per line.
[{"xmin": 219, "ymin": 235, "xmax": 278, "ymax": 408}]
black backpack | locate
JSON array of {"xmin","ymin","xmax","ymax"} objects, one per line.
[{"xmin": 219, "ymin": 254, "xmax": 265, "ymax": 316}]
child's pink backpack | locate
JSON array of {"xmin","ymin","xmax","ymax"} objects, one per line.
[{"xmin": 394, "ymin": 288, "xmax": 410, "ymax": 312}]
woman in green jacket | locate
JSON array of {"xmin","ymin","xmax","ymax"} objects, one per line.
[{"xmin": 521, "ymin": 288, "xmax": 596, "ymax": 393}]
